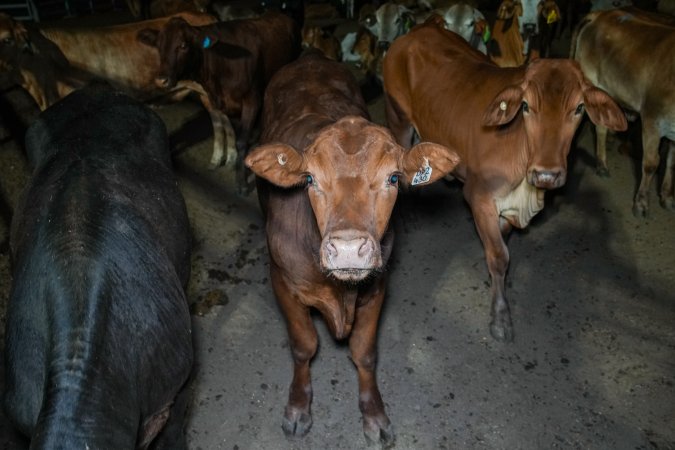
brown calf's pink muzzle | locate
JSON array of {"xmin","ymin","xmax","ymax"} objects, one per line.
[
  {"xmin": 528, "ymin": 167, "xmax": 566, "ymax": 189},
  {"xmin": 320, "ymin": 229, "xmax": 382, "ymax": 283}
]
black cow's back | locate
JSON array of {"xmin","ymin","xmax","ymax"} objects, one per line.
[{"xmin": 4, "ymin": 84, "xmax": 193, "ymax": 449}]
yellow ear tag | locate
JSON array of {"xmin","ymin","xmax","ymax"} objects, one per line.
[{"xmin": 547, "ymin": 10, "xmax": 558, "ymax": 24}]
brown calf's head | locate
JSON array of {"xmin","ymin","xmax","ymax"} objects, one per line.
[
  {"xmin": 482, "ymin": 58, "xmax": 626, "ymax": 189},
  {"xmin": 137, "ymin": 17, "xmax": 201, "ymax": 89},
  {"xmin": 246, "ymin": 116, "xmax": 460, "ymax": 283}
]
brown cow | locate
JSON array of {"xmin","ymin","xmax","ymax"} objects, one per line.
[
  {"xmin": 571, "ymin": 8, "xmax": 675, "ymax": 217},
  {"xmin": 138, "ymin": 11, "xmax": 301, "ymax": 194},
  {"xmin": 383, "ymin": 19, "xmax": 627, "ymax": 341},
  {"xmin": 490, "ymin": 0, "xmax": 526, "ymax": 67},
  {"xmin": 245, "ymin": 50, "xmax": 459, "ymax": 446},
  {"xmin": 0, "ymin": 12, "xmax": 236, "ymax": 170}
]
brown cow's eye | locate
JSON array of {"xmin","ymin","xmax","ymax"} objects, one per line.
[
  {"xmin": 388, "ymin": 174, "xmax": 399, "ymax": 185},
  {"xmin": 2, "ymin": 37, "xmax": 14, "ymax": 45},
  {"xmin": 179, "ymin": 41, "xmax": 188, "ymax": 50},
  {"xmin": 575, "ymin": 103, "xmax": 584, "ymax": 115},
  {"xmin": 306, "ymin": 174, "xmax": 314, "ymax": 186},
  {"xmin": 522, "ymin": 101, "xmax": 529, "ymax": 113}
]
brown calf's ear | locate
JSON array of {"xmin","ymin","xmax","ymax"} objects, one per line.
[
  {"xmin": 245, "ymin": 143, "xmax": 307, "ymax": 188},
  {"xmin": 137, "ymin": 28, "xmax": 159, "ymax": 47},
  {"xmin": 401, "ymin": 142, "xmax": 461, "ymax": 186},
  {"xmin": 583, "ymin": 85, "xmax": 628, "ymax": 132},
  {"xmin": 13, "ymin": 21, "xmax": 31, "ymax": 52},
  {"xmin": 483, "ymin": 85, "xmax": 523, "ymax": 126}
]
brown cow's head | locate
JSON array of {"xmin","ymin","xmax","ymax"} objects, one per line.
[
  {"xmin": 482, "ymin": 59, "xmax": 626, "ymax": 189},
  {"xmin": 0, "ymin": 13, "xmax": 31, "ymax": 71},
  {"xmin": 246, "ymin": 116, "xmax": 460, "ymax": 283},
  {"xmin": 137, "ymin": 17, "xmax": 202, "ymax": 89}
]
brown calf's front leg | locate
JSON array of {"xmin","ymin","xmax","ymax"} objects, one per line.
[
  {"xmin": 469, "ymin": 195, "xmax": 513, "ymax": 342},
  {"xmin": 234, "ymin": 97, "xmax": 260, "ymax": 196},
  {"xmin": 659, "ymin": 140, "xmax": 674, "ymax": 210},
  {"xmin": 272, "ymin": 270, "xmax": 318, "ymax": 437},
  {"xmin": 349, "ymin": 278, "xmax": 394, "ymax": 448},
  {"xmin": 594, "ymin": 123, "xmax": 610, "ymax": 177},
  {"xmin": 634, "ymin": 120, "xmax": 662, "ymax": 217}
]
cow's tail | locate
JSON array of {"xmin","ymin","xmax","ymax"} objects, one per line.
[{"xmin": 569, "ymin": 11, "xmax": 600, "ymax": 59}]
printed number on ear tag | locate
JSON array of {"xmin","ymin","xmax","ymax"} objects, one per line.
[{"xmin": 411, "ymin": 162, "xmax": 432, "ymax": 186}]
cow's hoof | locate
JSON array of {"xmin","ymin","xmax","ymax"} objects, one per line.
[
  {"xmin": 660, "ymin": 196, "xmax": 674, "ymax": 210},
  {"xmin": 595, "ymin": 165, "xmax": 610, "ymax": 177},
  {"xmin": 632, "ymin": 202, "xmax": 649, "ymax": 218},
  {"xmin": 363, "ymin": 418, "xmax": 395, "ymax": 448},
  {"xmin": 282, "ymin": 409, "xmax": 312, "ymax": 437},
  {"xmin": 490, "ymin": 319, "xmax": 514, "ymax": 342}
]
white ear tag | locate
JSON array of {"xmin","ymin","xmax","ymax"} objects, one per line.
[
  {"xmin": 411, "ymin": 158, "xmax": 432, "ymax": 186},
  {"xmin": 499, "ymin": 101, "xmax": 507, "ymax": 111},
  {"xmin": 277, "ymin": 153, "xmax": 287, "ymax": 165}
]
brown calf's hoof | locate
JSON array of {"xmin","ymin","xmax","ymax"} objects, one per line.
[
  {"xmin": 632, "ymin": 201, "xmax": 649, "ymax": 219},
  {"xmin": 595, "ymin": 165, "xmax": 610, "ymax": 178},
  {"xmin": 660, "ymin": 196, "xmax": 674, "ymax": 210},
  {"xmin": 282, "ymin": 408, "xmax": 312, "ymax": 437},
  {"xmin": 363, "ymin": 416, "xmax": 395, "ymax": 448},
  {"xmin": 490, "ymin": 318, "xmax": 514, "ymax": 342}
]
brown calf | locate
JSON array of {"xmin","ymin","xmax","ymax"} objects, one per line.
[
  {"xmin": 245, "ymin": 50, "xmax": 459, "ymax": 446},
  {"xmin": 383, "ymin": 20, "xmax": 626, "ymax": 341}
]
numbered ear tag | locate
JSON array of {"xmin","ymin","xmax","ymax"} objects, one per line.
[{"xmin": 411, "ymin": 158, "xmax": 432, "ymax": 186}]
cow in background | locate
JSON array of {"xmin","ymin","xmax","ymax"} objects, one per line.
[
  {"xmin": 383, "ymin": 19, "xmax": 626, "ymax": 341},
  {"xmin": 246, "ymin": 50, "xmax": 459, "ymax": 446},
  {"xmin": 0, "ymin": 12, "xmax": 237, "ymax": 171},
  {"xmin": 572, "ymin": 7, "xmax": 675, "ymax": 217},
  {"xmin": 3, "ymin": 84, "xmax": 193, "ymax": 449},
  {"xmin": 138, "ymin": 11, "xmax": 301, "ymax": 195},
  {"xmin": 437, "ymin": 3, "xmax": 491, "ymax": 54},
  {"xmin": 489, "ymin": 0, "xmax": 526, "ymax": 66},
  {"xmin": 0, "ymin": 13, "xmax": 83, "ymax": 111},
  {"xmin": 359, "ymin": 2, "xmax": 416, "ymax": 49}
]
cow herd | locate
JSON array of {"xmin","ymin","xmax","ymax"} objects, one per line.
[{"xmin": 0, "ymin": 0, "xmax": 673, "ymax": 448}]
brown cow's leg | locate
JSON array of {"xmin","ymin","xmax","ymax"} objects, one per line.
[
  {"xmin": 272, "ymin": 272, "xmax": 318, "ymax": 437},
  {"xmin": 349, "ymin": 280, "xmax": 394, "ymax": 447},
  {"xmin": 469, "ymin": 196, "xmax": 513, "ymax": 342},
  {"xmin": 633, "ymin": 121, "xmax": 661, "ymax": 218},
  {"xmin": 235, "ymin": 100, "xmax": 259, "ymax": 196},
  {"xmin": 594, "ymin": 124, "xmax": 610, "ymax": 177},
  {"xmin": 660, "ymin": 140, "xmax": 675, "ymax": 210},
  {"xmin": 384, "ymin": 94, "xmax": 414, "ymax": 149}
]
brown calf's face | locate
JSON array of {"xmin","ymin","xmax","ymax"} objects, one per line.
[
  {"xmin": 137, "ymin": 17, "xmax": 197, "ymax": 88},
  {"xmin": 246, "ymin": 116, "xmax": 460, "ymax": 283},
  {"xmin": 483, "ymin": 59, "xmax": 627, "ymax": 189}
]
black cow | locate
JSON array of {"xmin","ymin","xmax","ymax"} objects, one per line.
[{"xmin": 3, "ymin": 84, "xmax": 193, "ymax": 449}]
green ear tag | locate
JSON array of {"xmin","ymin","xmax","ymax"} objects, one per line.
[{"xmin": 482, "ymin": 25, "xmax": 491, "ymax": 44}]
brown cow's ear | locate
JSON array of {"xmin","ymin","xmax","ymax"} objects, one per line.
[
  {"xmin": 483, "ymin": 85, "xmax": 523, "ymax": 126},
  {"xmin": 245, "ymin": 143, "xmax": 307, "ymax": 188},
  {"xmin": 583, "ymin": 85, "xmax": 628, "ymax": 132},
  {"xmin": 13, "ymin": 21, "xmax": 31, "ymax": 52},
  {"xmin": 137, "ymin": 28, "xmax": 159, "ymax": 47},
  {"xmin": 401, "ymin": 142, "xmax": 461, "ymax": 186}
]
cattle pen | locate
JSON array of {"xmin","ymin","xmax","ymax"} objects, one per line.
[{"xmin": 0, "ymin": 5, "xmax": 674, "ymax": 450}]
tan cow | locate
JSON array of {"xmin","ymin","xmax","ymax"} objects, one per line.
[
  {"xmin": 490, "ymin": 0, "xmax": 526, "ymax": 67},
  {"xmin": 572, "ymin": 7, "xmax": 675, "ymax": 217},
  {"xmin": 245, "ymin": 50, "xmax": 459, "ymax": 446},
  {"xmin": 383, "ymin": 19, "xmax": 626, "ymax": 341}
]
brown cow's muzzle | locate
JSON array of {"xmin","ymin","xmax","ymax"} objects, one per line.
[
  {"xmin": 154, "ymin": 75, "xmax": 174, "ymax": 89},
  {"xmin": 321, "ymin": 229, "xmax": 382, "ymax": 283},
  {"xmin": 528, "ymin": 168, "xmax": 566, "ymax": 189}
]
